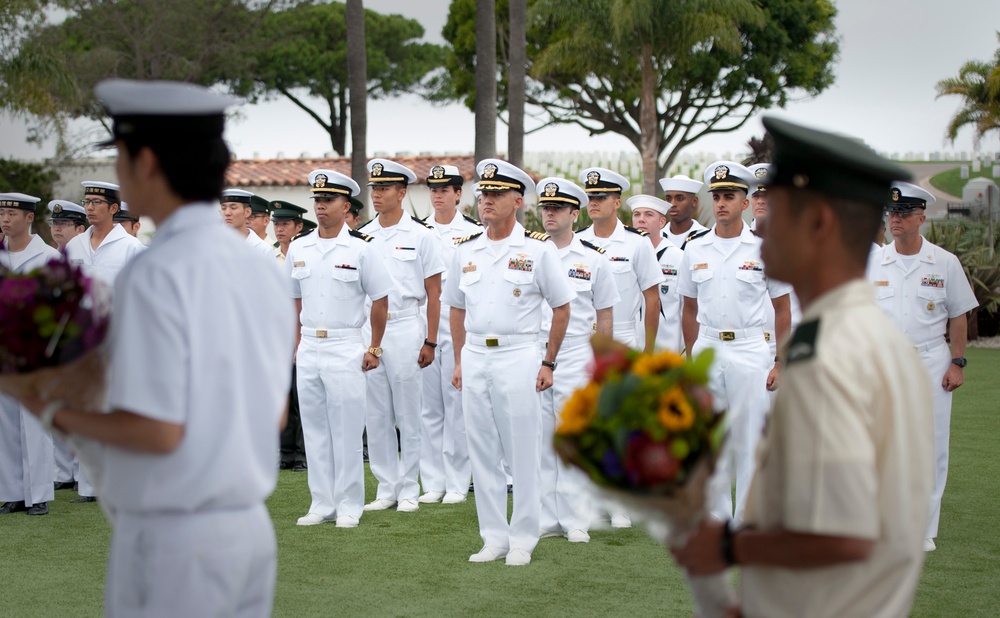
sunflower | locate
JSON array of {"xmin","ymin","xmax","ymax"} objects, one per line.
[
  {"xmin": 557, "ymin": 382, "xmax": 601, "ymax": 435},
  {"xmin": 657, "ymin": 386, "xmax": 695, "ymax": 432},
  {"xmin": 631, "ymin": 351, "xmax": 686, "ymax": 377}
]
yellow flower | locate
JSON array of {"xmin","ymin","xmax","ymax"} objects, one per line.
[
  {"xmin": 631, "ymin": 351, "xmax": 686, "ymax": 377},
  {"xmin": 558, "ymin": 382, "xmax": 601, "ymax": 435},
  {"xmin": 658, "ymin": 386, "xmax": 695, "ymax": 432}
]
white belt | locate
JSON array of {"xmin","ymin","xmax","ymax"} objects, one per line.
[
  {"xmin": 613, "ymin": 321, "xmax": 636, "ymax": 332},
  {"xmin": 301, "ymin": 327, "xmax": 361, "ymax": 339},
  {"xmin": 914, "ymin": 338, "xmax": 947, "ymax": 353},
  {"xmin": 547, "ymin": 334, "xmax": 592, "ymax": 350},
  {"xmin": 387, "ymin": 306, "xmax": 420, "ymax": 321},
  {"xmin": 466, "ymin": 333, "xmax": 538, "ymax": 348},
  {"xmin": 699, "ymin": 325, "xmax": 765, "ymax": 342}
]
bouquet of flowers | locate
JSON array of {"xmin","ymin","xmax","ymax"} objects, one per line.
[{"xmin": 554, "ymin": 336, "xmax": 733, "ymax": 618}]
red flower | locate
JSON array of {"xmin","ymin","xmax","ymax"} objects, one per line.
[
  {"xmin": 625, "ymin": 433, "xmax": 681, "ymax": 488},
  {"xmin": 590, "ymin": 348, "xmax": 630, "ymax": 383}
]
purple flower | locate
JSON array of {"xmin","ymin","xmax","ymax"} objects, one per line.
[{"xmin": 601, "ymin": 448, "xmax": 624, "ymax": 479}]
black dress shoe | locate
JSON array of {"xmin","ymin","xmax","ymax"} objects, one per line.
[
  {"xmin": 27, "ymin": 502, "xmax": 48, "ymax": 516},
  {"xmin": 70, "ymin": 496, "xmax": 97, "ymax": 504},
  {"xmin": 279, "ymin": 461, "xmax": 293, "ymax": 470},
  {"xmin": 54, "ymin": 481, "xmax": 77, "ymax": 491},
  {"xmin": 469, "ymin": 483, "xmax": 475, "ymax": 493},
  {"xmin": 292, "ymin": 461, "xmax": 307, "ymax": 472},
  {"xmin": 507, "ymin": 484, "xmax": 513, "ymax": 494},
  {"xmin": 0, "ymin": 501, "xmax": 27, "ymax": 514}
]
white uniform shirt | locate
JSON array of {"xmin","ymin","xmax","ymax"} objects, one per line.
[
  {"xmin": 665, "ymin": 218, "xmax": 708, "ymax": 250},
  {"xmin": 442, "ymin": 223, "xmax": 576, "ymax": 335},
  {"xmin": 0, "ymin": 234, "xmax": 60, "ymax": 272},
  {"xmin": 742, "ymin": 281, "xmax": 933, "ymax": 618},
  {"xmin": 274, "ymin": 244, "xmax": 286, "ymax": 269},
  {"xmin": 867, "ymin": 237, "xmax": 978, "ymax": 346},
  {"xmin": 541, "ymin": 237, "xmax": 620, "ymax": 339},
  {"xmin": 576, "ymin": 220, "xmax": 663, "ymax": 326},
  {"xmin": 652, "ymin": 234, "xmax": 685, "ymax": 351},
  {"xmin": 244, "ymin": 228, "xmax": 276, "ymax": 261},
  {"xmin": 105, "ymin": 204, "xmax": 296, "ymax": 514},
  {"xmin": 677, "ymin": 224, "xmax": 791, "ymax": 330},
  {"xmin": 425, "ymin": 212, "xmax": 483, "ymax": 333},
  {"xmin": 65, "ymin": 223, "xmax": 145, "ymax": 285},
  {"xmin": 285, "ymin": 225, "xmax": 394, "ymax": 330},
  {"xmin": 359, "ymin": 215, "xmax": 446, "ymax": 312}
]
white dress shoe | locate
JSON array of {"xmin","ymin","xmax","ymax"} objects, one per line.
[
  {"xmin": 296, "ymin": 512, "xmax": 332, "ymax": 526},
  {"xmin": 611, "ymin": 514, "xmax": 632, "ymax": 528},
  {"xmin": 418, "ymin": 491, "xmax": 445, "ymax": 503},
  {"xmin": 567, "ymin": 529, "xmax": 590, "ymax": 543},
  {"xmin": 923, "ymin": 538, "xmax": 936, "ymax": 552},
  {"xmin": 505, "ymin": 549, "xmax": 532, "ymax": 566},
  {"xmin": 335, "ymin": 516, "xmax": 359, "ymax": 528},
  {"xmin": 363, "ymin": 499, "xmax": 397, "ymax": 511},
  {"xmin": 396, "ymin": 499, "xmax": 419, "ymax": 512},
  {"xmin": 539, "ymin": 528, "xmax": 563, "ymax": 539},
  {"xmin": 442, "ymin": 492, "xmax": 467, "ymax": 504},
  {"xmin": 469, "ymin": 546, "xmax": 508, "ymax": 563}
]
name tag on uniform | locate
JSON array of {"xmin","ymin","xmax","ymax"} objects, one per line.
[
  {"xmin": 873, "ymin": 280, "xmax": 889, "ymax": 286},
  {"xmin": 693, "ymin": 263, "xmax": 708, "ymax": 270},
  {"xmin": 921, "ymin": 275, "xmax": 944, "ymax": 288},
  {"xmin": 739, "ymin": 260, "xmax": 763, "ymax": 272},
  {"xmin": 462, "ymin": 261, "xmax": 477, "ymax": 273},
  {"xmin": 509, "ymin": 257, "xmax": 533, "ymax": 272},
  {"xmin": 335, "ymin": 264, "xmax": 357, "ymax": 270},
  {"xmin": 293, "ymin": 261, "xmax": 305, "ymax": 267}
]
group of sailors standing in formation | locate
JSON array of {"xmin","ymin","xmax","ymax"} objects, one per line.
[{"xmin": 0, "ymin": 145, "xmax": 975, "ymax": 567}]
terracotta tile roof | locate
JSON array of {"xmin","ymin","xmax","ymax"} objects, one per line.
[{"xmin": 226, "ymin": 154, "xmax": 484, "ymax": 188}]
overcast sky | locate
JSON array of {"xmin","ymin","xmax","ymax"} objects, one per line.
[{"xmin": 2, "ymin": 0, "xmax": 1000, "ymax": 162}]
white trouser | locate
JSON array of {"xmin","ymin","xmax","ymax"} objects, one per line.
[
  {"xmin": 106, "ymin": 504, "xmax": 275, "ymax": 618},
  {"xmin": 419, "ymin": 313, "xmax": 470, "ymax": 495},
  {"xmin": 615, "ymin": 321, "xmax": 639, "ymax": 350},
  {"xmin": 365, "ymin": 316, "xmax": 424, "ymax": 502},
  {"xmin": 297, "ymin": 332, "xmax": 366, "ymax": 519},
  {"xmin": 54, "ymin": 438, "xmax": 75, "ymax": 483},
  {"xmin": 0, "ymin": 394, "xmax": 54, "ymax": 506},
  {"xmin": 538, "ymin": 336, "xmax": 593, "ymax": 533},
  {"xmin": 462, "ymin": 336, "xmax": 542, "ymax": 551},
  {"xmin": 694, "ymin": 328, "xmax": 771, "ymax": 524},
  {"xmin": 919, "ymin": 339, "xmax": 952, "ymax": 539},
  {"xmin": 76, "ymin": 455, "xmax": 97, "ymax": 497}
]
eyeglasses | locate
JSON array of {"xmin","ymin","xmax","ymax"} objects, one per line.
[
  {"xmin": 885, "ymin": 211, "xmax": 919, "ymax": 219},
  {"xmin": 81, "ymin": 198, "xmax": 109, "ymax": 207}
]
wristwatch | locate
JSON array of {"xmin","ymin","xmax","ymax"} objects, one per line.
[
  {"xmin": 368, "ymin": 346, "xmax": 383, "ymax": 358},
  {"xmin": 951, "ymin": 357, "xmax": 967, "ymax": 368},
  {"xmin": 541, "ymin": 360, "xmax": 557, "ymax": 371}
]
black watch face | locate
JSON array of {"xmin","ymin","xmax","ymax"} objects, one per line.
[{"xmin": 953, "ymin": 358, "xmax": 967, "ymax": 367}]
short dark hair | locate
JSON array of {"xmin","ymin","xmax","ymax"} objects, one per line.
[
  {"xmin": 122, "ymin": 136, "xmax": 230, "ymax": 202},
  {"xmin": 797, "ymin": 190, "xmax": 880, "ymax": 266}
]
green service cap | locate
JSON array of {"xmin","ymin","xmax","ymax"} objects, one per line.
[
  {"xmin": 348, "ymin": 197, "xmax": 363, "ymax": 215},
  {"xmin": 270, "ymin": 200, "xmax": 307, "ymax": 221},
  {"xmin": 249, "ymin": 195, "xmax": 272, "ymax": 215},
  {"xmin": 762, "ymin": 116, "xmax": 912, "ymax": 206},
  {"xmin": 300, "ymin": 218, "xmax": 317, "ymax": 234}
]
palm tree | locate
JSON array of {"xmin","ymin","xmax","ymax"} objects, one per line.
[{"xmin": 936, "ymin": 32, "xmax": 1000, "ymax": 149}]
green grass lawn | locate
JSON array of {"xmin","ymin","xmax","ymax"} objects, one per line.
[
  {"xmin": 3, "ymin": 348, "xmax": 999, "ymax": 616},
  {"xmin": 929, "ymin": 165, "xmax": 998, "ymax": 198}
]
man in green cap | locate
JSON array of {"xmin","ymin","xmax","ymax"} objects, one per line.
[
  {"xmin": 345, "ymin": 197, "xmax": 364, "ymax": 230},
  {"xmin": 271, "ymin": 200, "xmax": 307, "ymax": 270},
  {"xmin": 248, "ymin": 195, "xmax": 273, "ymax": 242},
  {"xmin": 671, "ymin": 117, "xmax": 935, "ymax": 617}
]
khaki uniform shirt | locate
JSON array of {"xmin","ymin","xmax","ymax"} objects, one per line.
[{"xmin": 741, "ymin": 280, "xmax": 934, "ymax": 618}]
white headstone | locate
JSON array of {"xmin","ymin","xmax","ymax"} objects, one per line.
[
  {"xmin": 972, "ymin": 159, "xmax": 982, "ymax": 173},
  {"xmin": 993, "ymin": 164, "xmax": 1000, "ymax": 178},
  {"xmin": 961, "ymin": 166, "xmax": 970, "ymax": 179}
]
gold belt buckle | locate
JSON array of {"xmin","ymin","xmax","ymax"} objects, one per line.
[
  {"xmin": 315, "ymin": 329, "xmax": 327, "ymax": 338},
  {"xmin": 486, "ymin": 337, "xmax": 499, "ymax": 347},
  {"xmin": 720, "ymin": 331, "xmax": 735, "ymax": 341},
  {"xmin": 386, "ymin": 312, "xmax": 392, "ymax": 320},
  {"xmin": 764, "ymin": 332, "xmax": 771, "ymax": 342}
]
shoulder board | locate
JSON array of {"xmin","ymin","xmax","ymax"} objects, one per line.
[
  {"xmin": 412, "ymin": 215, "xmax": 434, "ymax": 229},
  {"xmin": 785, "ymin": 319, "xmax": 820, "ymax": 365},
  {"xmin": 580, "ymin": 239, "xmax": 606, "ymax": 254},
  {"xmin": 681, "ymin": 228, "xmax": 711, "ymax": 250},
  {"xmin": 624, "ymin": 225, "xmax": 648, "ymax": 237},
  {"xmin": 455, "ymin": 231, "xmax": 483, "ymax": 245},
  {"xmin": 526, "ymin": 230, "xmax": 551, "ymax": 241},
  {"xmin": 349, "ymin": 229, "xmax": 374, "ymax": 243},
  {"xmin": 463, "ymin": 213, "xmax": 484, "ymax": 227},
  {"xmin": 575, "ymin": 224, "xmax": 592, "ymax": 233}
]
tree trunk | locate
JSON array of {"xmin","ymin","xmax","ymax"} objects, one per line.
[
  {"xmin": 508, "ymin": 0, "xmax": 526, "ymax": 222},
  {"xmin": 346, "ymin": 0, "xmax": 369, "ymax": 212},
  {"xmin": 475, "ymin": 0, "xmax": 497, "ymax": 165},
  {"xmin": 639, "ymin": 44, "xmax": 658, "ymax": 195}
]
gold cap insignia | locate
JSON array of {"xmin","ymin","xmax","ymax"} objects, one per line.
[
  {"xmin": 544, "ymin": 182, "xmax": 558, "ymax": 197},
  {"xmin": 891, "ymin": 188, "xmax": 900, "ymax": 202},
  {"xmin": 372, "ymin": 163, "xmax": 383, "ymax": 177},
  {"xmin": 714, "ymin": 165, "xmax": 729, "ymax": 180},
  {"xmin": 483, "ymin": 163, "xmax": 498, "ymax": 179},
  {"xmin": 314, "ymin": 174, "xmax": 328, "ymax": 188},
  {"xmin": 53, "ymin": 204, "xmax": 63, "ymax": 213},
  {"xmin": 586, "ymin": 171, "xmax": 600, "ymax": 186},
  {"xmin": 755, "ymin": 168, "xmax": 767, "ymax": 179},
  {"xmin": 432, "ymin": 166, "xmax": 445, "ymax": 179},
  {"xmin": 272, "ymin": 202, "xmax": 282, "ymax": 209}
]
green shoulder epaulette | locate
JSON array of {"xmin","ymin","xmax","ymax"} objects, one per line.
[
  {"xmin": 455, "ymin": 231, "xmax": 483, "ymax": 245},
  {"xmin": 412, "ymin": 215, "xmax": 434, "ymax": 229},
  {"xmin": 526, "ymin": 230, "xmax": 551, "ymax": 241},
  {"xmin": 681, "ymin": 228, "xmax": 711, "ymax": 250},
  {"xmin": 785, "ymin": 319, "xmax": 820, "ymax": 365},
  {"xmin": 349, "ymin": 229, "xmax": 374, "ymax": 243},
  {"xmin": 624, "ymin": 225, "xmax": 648, "ymax": 237},
  {"xmin": 463, "ymin": 213, "xmax": 484, "ymax": 227},
  {"xmin": 580, "ymin": 239, "xmax": 606, "ymax": 254}
]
